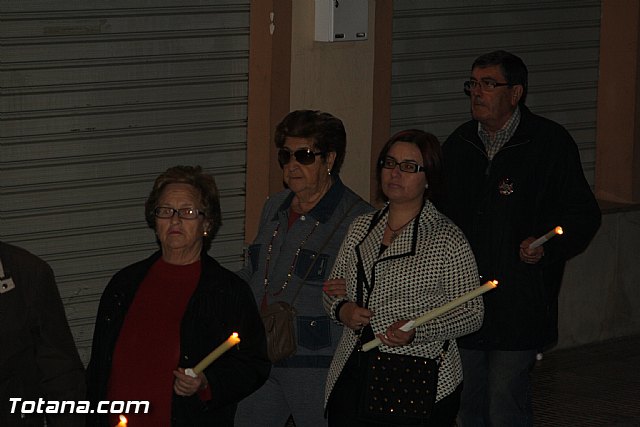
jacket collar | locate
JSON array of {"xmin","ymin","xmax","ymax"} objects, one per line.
[
  {"xmin": 273, "ymin": 176, "xmax": 347, "ymax": 224},
  {"xmin": 355, "ymin": 200, "xmax": 432, "ymax": 298},
  {"xmin": 461, "ymin": 104, "xmax": 534, "ymax": 152}
]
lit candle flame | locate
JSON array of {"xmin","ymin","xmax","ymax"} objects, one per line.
[
  {"xmin": 116, "ymin": 414, "xmax": 127, "ymax": 426},
  {"xmin": 529, "ymin": 226, "xmax": 564, "ymax": 249},
  {"xmin": 187, "ymin": 332, "xmax": 241, "ymax": 376}
]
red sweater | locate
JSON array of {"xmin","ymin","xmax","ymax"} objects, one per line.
[{"xmin": 107, "ymin": 258, "xmax": 200, "ymax": 426}]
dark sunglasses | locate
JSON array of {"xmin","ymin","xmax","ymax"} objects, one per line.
[{"xmin": 278, "ymin": 148, "xmax": 325, "ymax": 167}]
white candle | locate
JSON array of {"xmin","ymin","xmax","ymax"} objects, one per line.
[
  {"xmin": 361, "ymin": 280, "xmax": 498, "ymax": 352},
  {"xmin": 186, "ymin": 333, "xmax": 241, "ymax": 376},
  {"xmin": 528, "ymin": 226, "xmax": 563, "ymax": 249}
]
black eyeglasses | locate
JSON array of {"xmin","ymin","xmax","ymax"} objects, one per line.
[
  {"xmin": 154, "ymin": 207, "xmax": 203, "ymax": 220},
  {"xmin": 278, "ymin": 148, "xmax": 325, "ymax": 167},
  {"xmin": 380, "ymin": 157, "xmax": 426, "ymax": 174},
  {"xmin": 464, "ymin": 79, "xmax": 510, "ymax": 95}
]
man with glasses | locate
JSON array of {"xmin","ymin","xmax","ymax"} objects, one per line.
[{"xmin": 437, "ymin": 50, "xmax": 601, "ymax": 426}]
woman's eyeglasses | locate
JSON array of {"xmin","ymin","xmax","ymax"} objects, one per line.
[
  {"xmin": 278, "ymin": 148, "xmax": 325, "ymax": 167},
  {"xmin": 380, "ymin": 157, "xmax": 426, "ymax": 173},
  {"xmin": 154, "ymin": 207, "xmax": 203, "ymax": 219}
]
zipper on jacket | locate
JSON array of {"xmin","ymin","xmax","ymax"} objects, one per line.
[
  {"xmin": 487, "ymin": 138, "xmax": 530, "ymax": 175},
  {"xmin": 461, "ymin": 134, "xmax": 531, "ymax": 176},
  {"xmin": 459, "ymin": 135, "xmax": 491, "ymax": 175}
]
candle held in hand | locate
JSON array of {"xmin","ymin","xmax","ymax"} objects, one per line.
[
  {"xmin": 528, "ymin": 226, "xmax": 563, "ymax": 249},
  {"xmin": 361, "ymin": 280, "xmax": 498, "ymax": 352},
  {"xmin": 187, "ymin": 333, "xmax": 241, "ymax": 376}
]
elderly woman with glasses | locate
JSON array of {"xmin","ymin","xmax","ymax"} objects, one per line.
[
  {"xmin": 87, "ymin": 165, "xmax": 270, "ymax": 427},
  {"xmin": 322, "ymin": 130, "xmax": 484, "ymax": 426},
  {"xmin": 235, "ymin": 110, "xmax": 372, "ymax": 427}
]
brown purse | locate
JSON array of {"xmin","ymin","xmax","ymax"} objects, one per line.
[
  {"xmin": 260, "ymin": 301, "xmax": 297, "ymax": 363},
  {"xmin": 260, "ymin": 200, "xmax": 360, "ymax": 363}
]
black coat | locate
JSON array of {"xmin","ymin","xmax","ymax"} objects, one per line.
[
  {"xmin": 438, "ymin": 106, "xmax": 601, "ymax": 350},
  {"xmin": 86, "ymin": 251, "xmax": 270, "ymax": 426}
]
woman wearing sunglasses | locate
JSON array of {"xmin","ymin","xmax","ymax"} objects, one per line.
[{"xmin": 235, "ymin": 110, "xmax": 373, "ymax": 427}]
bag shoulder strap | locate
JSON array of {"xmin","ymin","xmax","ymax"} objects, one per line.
[
  {"xmin": 289, "ymin": 198, "xmax": 361, "ymax": 307},
  {"xmin": 437, "ymin": 340, "xmax": 451, "ymax": 365}
]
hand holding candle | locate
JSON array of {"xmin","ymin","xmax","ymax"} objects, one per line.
[
  {"xmin": 185, "ymin": 333, "xmax": 240, "ymax": 378},
  {"xmin": 361, "ymin": 280, "xmax": 498, "ymax": 352},
  {"xmin": 528, "ymin": 226, "xmax": 563, "ymax": 249}
]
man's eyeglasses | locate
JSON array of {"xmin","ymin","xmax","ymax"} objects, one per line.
[
  {"xmin": 380, "ymin": 157, "xmax": 426, "ymax": 174},
  {"xmin": 464, "ymin": 79, "xmax": 510, "ymax": 95},
  {"xmin": 278, "ymin": 148, "xmax": 325, "ymax": 167},
  {"xmin": 154, "ymin": 207, "xmax": 203, "ymax": 220}
]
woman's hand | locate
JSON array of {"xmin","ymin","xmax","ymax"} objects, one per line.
[
  {"xmin": 173, "ymin": 367, "xmax": 208, "ymax": 397},
  {"xmin": 323, "ymin": 278, "xmax": 347, "ymax": 298},
  {"xmin": 376, "ymin": 320, "xmax": 415, "ymax": 347},
  {"xmin": 338, "ymin": 302, "xmax": 373, "ymax": 331}
]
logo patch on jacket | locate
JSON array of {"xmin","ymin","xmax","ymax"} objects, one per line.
[{"xmin": 498, "ymin": 177, "xmax": 514, "ymax": 196}]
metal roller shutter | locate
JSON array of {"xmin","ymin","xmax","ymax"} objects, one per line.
[
  {"xmin": 391, "ymin": 0, "xmax": 600, "ymax": 186},
  {"xmin": 0, "ymin": 0, "xmax": 250, "ymax": 364}
]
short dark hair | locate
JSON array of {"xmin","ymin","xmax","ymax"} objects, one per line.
[
  {"xmin": 376, "ymin": 129, "xmax": 444, "ymax": 204},
  {"xmin": 144, "ymin": 165, "xmax": 221, "ymax": 250},
  {"xmin": 274, "ymin": 110, "xmax": 347, "ymax": 174},
  {"xmin": 472, "ymin": 50, "xmax": 528, "ymax": 105}
]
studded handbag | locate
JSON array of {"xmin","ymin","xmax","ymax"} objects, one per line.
[{"xmin": 359, "ymin": 342, "xmax": 449, "ymax": 424}]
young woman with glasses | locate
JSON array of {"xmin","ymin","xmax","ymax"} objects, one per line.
[{"xmin": 323, "ymin": 129, "xmax": 484, "ymax": 426}]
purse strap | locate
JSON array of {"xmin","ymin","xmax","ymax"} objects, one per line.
[
  {"xmin": 436, "ymin": 340, "xmax": 450, "ymax": 365},
  {"xmin": 288, "ymin": 198, "xmax": 361, "ymax": 307}
]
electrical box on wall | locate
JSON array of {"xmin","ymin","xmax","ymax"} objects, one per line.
[{"xmin": 314, "ymin": 0, "xmax": 368, "ymax": 42}]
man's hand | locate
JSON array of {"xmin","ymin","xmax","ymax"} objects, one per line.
[{"xmin": 520, "ymin": 237, "xmax": 544, "ymax": 264}]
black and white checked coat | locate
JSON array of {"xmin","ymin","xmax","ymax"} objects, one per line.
[{"xmin": 324, "ymin": 200, "xmax": 484, "ymax": 405}]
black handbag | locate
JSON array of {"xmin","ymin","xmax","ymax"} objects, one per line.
[{"xmin": 358, "ymin": 342, "xmax": 449, "ymax": 425}]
